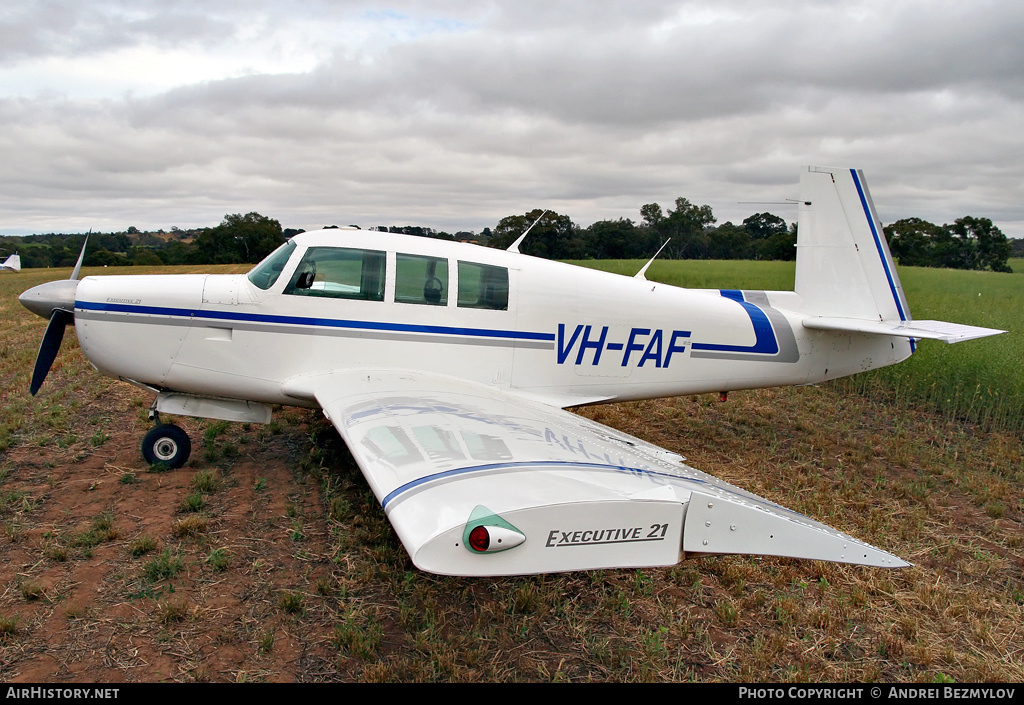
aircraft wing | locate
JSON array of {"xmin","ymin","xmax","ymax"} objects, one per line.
[{"xmin": 285, "ymin": 370, "xmax": 909, "ymax": 576}]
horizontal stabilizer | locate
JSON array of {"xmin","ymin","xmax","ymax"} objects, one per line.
[{"xmin": 803, "ymin": 317, "xmax": 1005, "ymax": 344}]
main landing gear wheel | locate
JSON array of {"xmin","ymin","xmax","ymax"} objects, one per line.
[{"xmin": 142, "ymin": 423, "xmax": 192, "ymax": 469}]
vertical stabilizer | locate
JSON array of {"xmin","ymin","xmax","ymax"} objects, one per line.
[
  {"xmin": 795, "ymin": 167, "xmax": 910, "ymax": 321},
  {"xmin": 2, "ymin": 253, "xmax": 20, "ymax": 272}
]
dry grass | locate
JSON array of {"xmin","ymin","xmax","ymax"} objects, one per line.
[{"xmin": 0, "ymin": 265, "xmax": 1022, "ymax": 682}]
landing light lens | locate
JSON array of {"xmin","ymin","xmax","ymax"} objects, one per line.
[{"xmin": 468, "ymin": 526, "xmax": 490, "ymax": 552}]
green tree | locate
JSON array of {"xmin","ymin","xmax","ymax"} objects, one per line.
[
  {"xmin": 585, "ymin": 218, "xmax": 646, "ymax": 259},
  {"xmin": 639, "ymin": 203, "xmax": 664, "ymax": 229},
  {"xmin": 490, "ymin": 210, "xmax": 579, "ymax": 259},
  {"xmin": 884, "ymin": 218, "xmax": 943, "ymax": 267},
  {"xmin": 742, "ymin": 212, "xmax": 787, "ymax": 240},
  {"xmin": 706, "ymin": 222, "xmax": 751, "ymax": 260},
  {"xmin": 159, "ymin": 240, "xmax": 192, "ymax": 266},
  {"xmin": 133, "ymin": 249, "xmax": 164, "ymax": 266},
  {"xmin": 760, "ymin": 223, "xmax": 798, "ymax": 261},
  {"xmin": 662, "ymin": 197, "xmax": 715, "ymax": 259},
  {"xmin": 192, "ymin": 212, "xmax": 284, "ymax": 264},
  {"xmin": 948, "ymin": 216, "xmax": 1012, "ymax": 273},
  {"xmin": 86, "ymin": 249, "xmax": 131, "ymax": 267}
]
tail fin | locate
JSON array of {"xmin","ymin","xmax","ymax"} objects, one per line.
[
  {"xmin": 2, "ymin": 253, "xmax": 20, "ymax": 272},
  {"xmin": 795, "ymin": 166, "xmax": 909, "ymax": 321},
  {"xmin": 794, "ymin": 166, "xmax": 1004, "ymax": 345}
]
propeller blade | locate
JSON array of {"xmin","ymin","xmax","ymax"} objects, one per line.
[
  {"xmin": 30, "ymin": 309, "xmax": 73, "ymax": 395},
  {"xmin": 70, "ymin": 233, "xmax": 90, "ymax": 281}
]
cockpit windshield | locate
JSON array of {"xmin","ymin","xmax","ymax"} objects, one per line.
[{"xmin": 247, "ymin": 239, "xmax": 296, "ymax": 290}]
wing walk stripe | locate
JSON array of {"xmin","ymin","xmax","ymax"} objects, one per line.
[{"xmin": 75, "ymin": 300, "xmax": 555, "ymax": 342}]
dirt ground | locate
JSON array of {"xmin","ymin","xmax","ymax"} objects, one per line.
[
  {"xmin": 0, "ymin": 382, "xmax": 348, "ymax": 682},
  {"xmin": 1, "ymin": 377, "xmax": 1022, "ymax": 683}
]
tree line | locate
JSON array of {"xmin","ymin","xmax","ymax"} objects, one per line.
[
  {"xmin": 1, "ymin": 201, "xmax": 1015, "ymax": 273},
  {"xmin": 883, "ymin": 216, "xmax": 1013, "ymax": 273}
]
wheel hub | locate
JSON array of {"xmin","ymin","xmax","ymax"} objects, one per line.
[{"xmin": 154, "ymin": 438, "xmax": 178, "ymax": 460}]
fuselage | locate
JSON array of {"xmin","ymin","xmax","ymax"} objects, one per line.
[{"xmin": 73, "ymin": 229, "xmax": 911, "ymax": 413}]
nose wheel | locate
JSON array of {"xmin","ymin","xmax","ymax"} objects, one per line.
[{"xmin": 142, "ymin": 423, "xmax": 192, "ymax": 469}]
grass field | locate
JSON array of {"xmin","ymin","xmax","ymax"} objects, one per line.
[
  {"xmin": 0, "ymin": 261, "xmax": 1022, "ymax": 682},
  {"xmin": 573, "ymin": 258, "xmax": 1024, "ymax": 436}
]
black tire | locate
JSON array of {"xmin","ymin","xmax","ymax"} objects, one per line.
[{"xmin": 142, "ymin": 423, "xmax": 191, "ymax": 469}]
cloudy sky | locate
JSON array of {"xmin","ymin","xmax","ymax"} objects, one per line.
[{"xmin": 2, "ymin": 0, "xmax": 1023, "ymax": 239}]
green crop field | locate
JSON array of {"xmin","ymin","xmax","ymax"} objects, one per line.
[{"xmin": 573, "ymin": 259, "xmax": 1023, "ymax": 436}]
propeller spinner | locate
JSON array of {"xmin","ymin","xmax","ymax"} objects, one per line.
[{"xmin": 18, "ymin": 235, "xmax": 89, "ymax": 395}]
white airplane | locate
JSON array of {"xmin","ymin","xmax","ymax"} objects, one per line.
[
  {"xmin": 19, "ymin": 167, "xmax": 1004, "ymax": 577},
  {"xmin": 1, "ymin": 253, "xmax": 20, "ymax": 271}
]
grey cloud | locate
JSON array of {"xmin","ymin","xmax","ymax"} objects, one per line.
[
  {"xmin": 0, "ymin": 2, "xmax": 239, "ymax": 64},
  {"xmin": 2, "ymin": 1, "xmax": 1023, "ymax": 239}
]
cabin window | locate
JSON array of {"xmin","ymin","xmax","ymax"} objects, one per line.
[
  {"xmin": 283, "ymin": 246, "xmax": 385, "ymax": 301},
  {"xmin": 457, "ymin": 262, "xmax": 509, "ymax": 310},
  {"xmin": 395, "ymin": 253, "xmax": 449, "ymax": 306},
  {"xmin": 247, "ymin": 239, "xmax": 296, "ymax": 290}
]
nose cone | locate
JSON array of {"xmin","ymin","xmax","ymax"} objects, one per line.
[{"xmin": 19, "ymin": 279, "xmax": 80, "ymax": 320}]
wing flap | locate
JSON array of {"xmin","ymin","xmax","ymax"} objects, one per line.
[{"xmin": 301, "ymin": 370, "xmax": 909, "ymax": 575}]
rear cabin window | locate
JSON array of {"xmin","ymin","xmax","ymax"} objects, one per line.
[
  {"xmin": 457, "ymin": 262, "xmax": 509, "ymax": 310},
  {"xmin": 395, "ymin": 253, "xmax": 448, "ymax": 306},
  {"xmin": 284, "ymin": 247, "xmax": 385, "ymax": 301}
]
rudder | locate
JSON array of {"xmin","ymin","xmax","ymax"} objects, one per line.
[{"xmin": 794, "ymin": 167, "xmax": 910, "ymax": 322}]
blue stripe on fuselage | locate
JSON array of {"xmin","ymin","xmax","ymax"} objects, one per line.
[
  {"xmin": 75, "ymin": 300, "xmax": 555, "ymax": 342},
  {"xmin": 690, "ymin": 290, "xmax": 779, "ymax": 355}
]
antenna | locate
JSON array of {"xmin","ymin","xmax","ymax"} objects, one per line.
[
  {"xmin": 507, "ymin": 210, "xmax": 550, "ymax": 254},
  {"xmin": 634, "ymin": 239, "xmax": 671, "ymax": 281}
]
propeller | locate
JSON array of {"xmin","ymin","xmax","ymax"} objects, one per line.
[{"xmin": 19, "ymin": 234, "xmax": 89, "ymax": 395}]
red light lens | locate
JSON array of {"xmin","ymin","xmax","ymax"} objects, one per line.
[{"xmin": 468, "ymin": 525, "xmax": 490, "ymax": 552}]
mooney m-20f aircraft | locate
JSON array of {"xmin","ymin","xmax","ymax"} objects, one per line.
[
  {"xmin": 19, "ymin": 167, "xmax": 1004, "ymax": 576},
  {"xmin": 1, "ymin": 253, "xmax": 20, "ymax": 272}
]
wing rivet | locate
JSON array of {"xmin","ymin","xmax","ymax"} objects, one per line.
[
  {"xmin": 707, "ymin": 503, "xmax": 714, "ymax": 509},
  {"xmin": 705, "ymin": 521, "xmax": 711, "ymax": 527},
  {"xmin": 730, "ymin": 524, "xmax": 736, "ymax": 531},
  {"xmin": 702, "ymin": 539, "xmax": 708, "ymax": 546}
]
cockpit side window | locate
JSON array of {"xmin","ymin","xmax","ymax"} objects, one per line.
[
  {"xmin": 457, "ymin": 261, "xmax": 509, "ymax": 310},
  {"xmin": 283, "ymin": 246, "xmax": 385, "ymax": 301},
  {"xmin": 396, "ymin": 253, "xmax": 448, "ymax": 306},
  {"xmin": 247, "ymin": 239, "xmax": 296, "ymax": 290}
]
